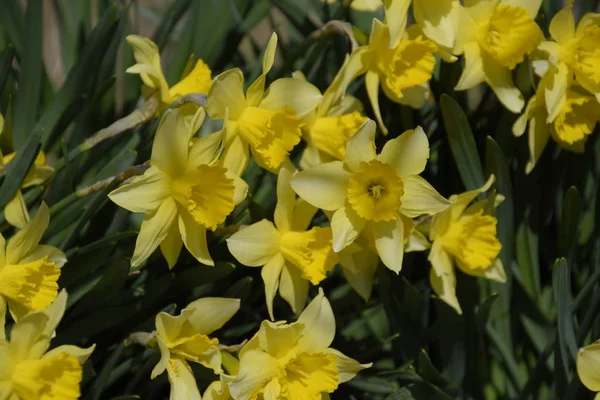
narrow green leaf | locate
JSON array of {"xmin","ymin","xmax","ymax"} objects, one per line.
[
  {"xmin": 0, "ymin": 0, "xmax": 24, "ymax": 53},
  {"xmin": 516, "ymin": 209, "xmax": 541, "ymax": 299},
  {"xmin": 559, "ymin": 187, "xmax": 581, "ymax": 261},
  {"xmin": 385, "ymin": 388, "xmax": 416, "ymax": 400},
  {"xmin": 417, "ymin": 349, "xmax": 452, "ymax": 389},
  {"xmin": 0, "ymin": 46, "xmax": 15, "ymax": 93},
  {"xmin": 475, "ymin": 293, "xmax": 499, "ymax": 330},
  {"xmin": 11, "ymin": 0, "xmax": 43, "ymax": 149},
  {"xmin": 440, "ymin": 94, "xmax": 485, "ymax": 190},
  {"xmin": 152, "ymin": 0, "xmax": 192, "ymax": 48}
]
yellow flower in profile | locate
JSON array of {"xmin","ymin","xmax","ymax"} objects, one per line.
[
  {"xmin": 207, "ymin": 33, "xmax": 322, "ymax": 175},
  {"xmin": 453, "ymin": 0, "xmax": 543, "ymax": 113},
  {"xmin": 577, "ymin": 340, "xmax": 600, "ymax": 398},
  {"xmin": 108, "ymin": 108, "xmax": 247, "ymax": 268},
  {"xmin": 0, "ymin": 115, "xmax": 54, "ymax": 229},
  {"xmin": 536, "ymin": 6, "xmax": 600, "ymax": 122},
  {"xmin": 228, "ymin": 289, "xmax": 370, "ymax": 399},
  {"xmin": 344, "ymin": 3, "xmax": 438, "ymax": 133},
  {"xmin": 0, "ymin": 291, "xmax": 95, "ymax": 400},
  {"xmin": 291, "ymin": 120, "xmax": 450, "ymax": 273},
  {"xmin": 0, "ymin": 202, "xmax": 66, "ymax": 321},
  {"xmin": 227, "ymin": 167, "xmax": 338, "ymax": 319},
  {"xmin": 428, "ymin": 176, "xmax": 506, "ymax": 314},
  {"xmin": 513, "ymin": 70, "xmax": 600, "ymax": 173},
  {"xmin": 151, "ymin": 297, "xmax": 240, "ymax": 400},
  {"xmin": 126, "ymin": 34, "xmax": 212, "ymax": 110}
]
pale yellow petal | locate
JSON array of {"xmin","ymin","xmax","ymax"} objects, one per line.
[
  {"xmin": 227, "ymin": 220, "xmax": 281, "ymax": 266},
  {"xmin": 344, "ymin": 119, "xmax": 377, "ymax": 172},
  {"xmin": 274, "ymin": 167, "xmax": 295, "ymax": 232},
  {"xmin": 382, "ymin": 0, "xmax": 410, "ymax": 48},
  {"xmin": 160, "ymin": 218, "xmax": 183, "ymax": 269},
  {"xmin": 0, "ymin": 296, "xmax": 5, "ymax": 339},
  {"xmin": 292, "ymin": 198, "xmax": 319, "ymax": 232},
  {"xmin": 279, "ymin": 263, "xmax": 309, "ymax": 315},
  {"xmin": 187, "ymin": 131, "xmax": 223, "ymax": 169},
  {"xmin": 578, "ymin": 342, "xmax": 600, "ymax": 392},
  {"xmin": 378, "ymin": 126, "xmax": 429, "ymax": 177},
  {"xmin": 178, "ymin": 210, "xmax": 213, "ymax": 266},
  {"xmin": 500, "ymin": 0, "xmax": 541, "ymax": 18},
  {"xmin": 340, "ymin": 248, "xmax": 378, "ymax": 300},
  {"xmin": 513, "ymin": 96, "xmax": 536, "ymax": 137},
  {"xmin": 525, "ymin": 112, "xmax": 550, "ymax": 174},
  {"xmin": 400, "ymin": 175, "xmax": 452, "ymax": 218},
  {"xmin": 229, "ymin": 347, "xmax": 280, "ymax": 399},
  {"xmin": 260, "ymin": 78, "xmax": 323, "ymax": 118},
  {"xmin": 365, "ymin": 70, "xmax": 387, "ymax": 134},
  {"xmin": 227, "ymin": 171, "xmax": 248, "ymax": 206},
  {"xmin": 125, "ymin": 35, "xmax": 170, "ymax": 102},
  {"xmin": 373, "ymin": 218, "xmax": 405, "ymax": 273},
  {"xmin": 543, "ymin": 63, "xmax": 570, "ymax": 123},
  {"xmin": 331, "ymin": 206, "xmax": 366, "ymax": 252},
  {"xmin": 151, "ymin": 109, "xmax": 189, "ymax": 176},
  {"xmin": 108, "ymin": 167, "xmax": 170, "ymax": 214},
  {"xmin": 350, "ymin": 0, "xmax": 383, "ymax": 11},
  {"xmin": 428, "ymin": 243, "xmax": 461, "ymax": 313},
  {"xmin": 413, "ymin": 0, "xmax": 460, "ymax": 48},
  {"xmin": 5, "ymin": 190, "xmax": 29, "ymax": 229},
  {"xmin": 6, "ymin": 202, "xmax": 50, "ymax": 264},
  {"xmin": 43, "ymin": 344, "xmax": 95, "ymax": 364},
  {"xmin": 549, "ymin": 6, "xmax": 575, "ymax": 43},
  {"xmin": 184, "ymin": 297, "xmax": 241, "ymax": 335},
  {"xmin": 323, "ymin": 347, "xmax": 372, "ymax": 383},
  {"xmin": 296, "ymin": 288, "xmax": 335, "ymax": 352},
  {"xmin": 262, "ymin": 253, "xmax": 285, "ymax": 320},
  {"xmin": 207, "ymin": 68, "xmax": 247, "ymax": 120},
  {"xmin": 394, "ymin": 83, "xmax": 429, "ymax": 109},
  {"xmin": 455, "ymin": 42, "xmax": 485, "ymax": 90},
  {"xmin": 482, "ymin": 54, "xmax": 524, "ymax": 113},
  {"xmin": 165, "ymin": 358, "xmax": 202, "ymax": 400},
  {"xmin": 132, "ymin": 198, "xmax": 178, "ymax": 267},
  {"xmin": 222, "ymin": 132, "xmax": 250, "ymax": 176},
  {"xmin": 291, "ymin": 161, "xmax": 351, "ymax": 211}
]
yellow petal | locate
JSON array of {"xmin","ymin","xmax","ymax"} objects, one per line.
[
  {"xmin": 340, "ymin": 247, "xmax": 378, "ymax": 300},
  {"xmin": 5, "ymin": 190, "xmax": 29, "ymax": 229},
  {"xmin": 274, "ymin": 167, "xmax": 296, "ymax": 232},
  {"xmin": 246, "ymin": 33, "xmax": 278, "ymax": 107},
  {"xmin": 378, "ymin": 126, "xmax": 430, "ymax": 177},
  {"xmin": 500, "ymin": 0, "xmax": 541, "ymax": 18},
  {"xmin": 414, "ymin": 0, "xmax": 460, "ymax": 48},
  {"xmin": 382, "ymin": 0, "xmax": 411, "ymax": 48},
  {"xmin": 323, "ymin": 347, "xmax": 371, "ymax": 383},
  {"xmin": 578, "ymin": 342, "xmax": 600, "ymax": 392},
  {"xmin": 262, "ymin": 253, "xmax": 285, "ymax": 320},
  {"xmin": 284, "ymin": 351, "xmax": 339, "ymax": 396},
  {"xmin": 160, "ymin": 219, "xmax": 183, "ymax": 269},
  {"xmin": 482, "ymin": 53, "xmax": 524, "ymax": 113},
  {"xmin": 187, "ymin": 130, "xmax": 223, "ymax": 169},
  {"xmin": 296, "ymin": 288, "xmax": 335, "ymax": 352},
  {"xmin": 6, "ymin": 202, "xmax": 49, "ymax": 265},
  {"xmin": 229, "ymin": 345, "xmax": 280, "ymax": 399},
  {"xmin": 543, "ymin": 63, "xmax": 570, "ymax": 123},
  {"xmin": 227, "ymin": 220, "xmax": 281, "ymax": 267},
  {"xmin": 291, "ymin": 161, "xmax": 351, "ymax": 211},
  {"xmin": 126, "ymin": 35, "xmax": 170, "ymax": 103},
  {"xmin": 178, "ymin": 210, "xmax": 213, "ymax": 266},
  {"xmin": 228, "ymin": 171, "xmax": 248, "ymax": 206},
  {"xmin": 292, "ymin": 198, "xmax": 319, "ymax": 232},
  {"xmin": 331, "ymin": 205, "xmax": 366, "ymax": 252},
  {"xmin": 513, "ymin": 96, "xmax": 537, "ymax": 137},
  {"xmin": 108, "ymin": 167, "xmax": 170, "ymax": 214},
  {"xmin": 169, "ymin": 59, "xmax": 212, "ymax": 99},
  {"xmin": 350, "ymin": 0, "xmax": 383, "ymax": 11},
  {"xmin": 448, "ymin": 175, "xmax": 496, "ymax": 222},
  {"xmin": 0, "ymin": 296, "xmax": 5, "ymax": 339},
  {"xmin": 151, "ymin": 109, "xmax": 189, "ymax": 177},
  {"xmin": 429, "ymin": 259, "xmax": 462, "ymax": 314},
  {"xmin": 279, "ymin": 263, "xmax": 309, "ymax": 315},
  {"xmin": 20, "ymin": 244, "xmax": 66, "ymax": 268},
  {"xmin": 373, "ymin": 218, "xmax": 405, "ymax": 273},
  {"xmin": 165, "ymin": 357, "xmax": 202, "ymax": 400},
  {"xmin": 43, "ymin": 344, "xmax": 95, "ymax": 365},
  {"xmin": 131, "ymin": 198, "xmax": 178, "ymax": 267},
  {"xmin": 400, "ymin": 175, "xmax": 452, "ymax": 218},
  {"xmin": 455, "ymin": 42, "xmax": 485, "ymax": 90},
  {"xmin": 549, "ymin": 6, "xmax": 575, "ymax": 43},
  {"xmin": 525, "ymin": 111, "xmax": 550, "ymax": 174},
  {"xmin": 13, "ymin": 352, "xmax": 82, "ymax": 400},
  {"xmin": 260, "ymin": 78, "xmax": 323, "ymax": 118},
  {"xmin": 222, "ymin": 132, "xmax": 250, "ymax": 176},
  {"xmin": 344, "ymin": 119, "xmax": 377, "ymax": 172},
  {"xmin": 365, "ymin": 70, "xmax": 387, "ymax": 134},
  {"xmin": 183, "ymin": 297, "xmax": 240, "ymax": 336},
  {"xmin": 207, "ymin": 68, "xmax": 247, "ymax": 120}
]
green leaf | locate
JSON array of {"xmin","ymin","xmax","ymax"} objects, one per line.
[
  {"xmin": 385, "ymin": 388, "xmax": 416, "ymax": 400},
  {"xmin": 0, "ymin": 0, "xmax": 24, "ymax": 53},
  {"xmin": 559, "ymin": 187, "xmax": 581, "ymax": 261},
  {"xmin": 516, "ymin": 209, "xmax": 541, "ymax": 300},
  {"xmin": 440, "ymin": 94, "xmax": 485, "ymax": 190},
  {"xmin": 0, "ymin": 46, "xmax": 14, "ymax": 94},
  {"xmin": 475, "ymin": 293, "xmax": 499, "ymax": 330},
  {"xmin": 11, "ymin": 0, "xmax": 43, "ymax": 149},
  {"xmin": 152, "ymin": 0, "xmax": 192, "ymax": 48},
  {"xmin": 417, "ymin": 349, "xmax": 452, "ymax": 389}
]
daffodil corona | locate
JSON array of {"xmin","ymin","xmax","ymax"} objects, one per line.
[
  {"xmin": 292, "ymin": 120, "xmax": 450, "ymax": 273},
  {"xmin": 108, "ymin": 108, "xmax": 247, "ymax": 268},
  {"xmin": 227, "ymin": 167, "xmax": 338, "ymax": 319},
  {"xmin": 428, "ymin": 176, "xmax": 506, "ymax": 314},
  {"xmin": 0, "ymin": 203, "xmax": 66, "ymax": 320},
  {"xmin": 207, "ymin": 33, "xmax": 322, "ymax": 175},
  {"xmin": 0, "ymin": 291, "xmax": 95, "ymax": 400},
  {"xmin": 228, "ymin": 289, "xmax": 370, "ymax": 399}
]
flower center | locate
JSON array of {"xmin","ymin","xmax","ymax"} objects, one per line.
[
  {"xmin": 441, "ymin": 210, "xmax": 501, "ymax": 271},
  {"xmin": 13, "ymin": 352, "xmax": 82, "ymax": 400},
  {"xmin": 478, "ymin": 5, "xmax": 542, "ymax": 68},
  {"xmin": 347, "ymin": 161, "xmax": 403, "ymax": 222},
  {"xmin": 279, "ymin": 352, "xmax": 339, "ymax": 398},
  {"xmin": 0, "ymin": 257, "xmax": 60, "ymax": 312},
  {"xmin": 552, "ymin": 91, "xmax": 600, "ymax": 145},
  {"xmin": 310, "ymin": 112, "xmax": 367, "ymax": 160}
]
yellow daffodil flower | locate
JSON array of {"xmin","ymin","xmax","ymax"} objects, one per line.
[
  {"xmin": 0, "ymin": 202, "xmax": 66, "ymax": 321},
  {"xmin": 126, "ymin": 34, "xmax": 213, "ymax": 111},
  {"xmin": 291, "ymin": 120, "xmax": 451, "ymax": 273},
  {"xmin": 0, "ymin": 291, "xmax": 95, "ymax": 400},
  {"xmin": 344, "ymin": 2, "xmax": 438, "ymax": 133},
  {"xmin": 227, "ymin": 167, "xmax": 338, "ymax": 319},
  {"xmin": 228, "ymin": 289, "xmax": 370, "ymax": 399},
  {"xmin": 151, "ymin": 297, "xmax": 240, "ymax": 400},
  {"xmin": 427, "ymin": 176, "xmax": 505, "ymax": 314},
  {"xmin": 513, "ymin": 70, "xmax": 600, "ymax": 173},
  {"xmin": 577, "ymin": 340, "xmax": 600, "ymax": 399},
  {"xmin": 204, "ymin": 375, "xmax": 235, "ymax": 400},
  {"xmin": 453, "ymin": 0, "xmax": 543, "ymax": 113},
  {"xmin": 206, "ymin": 33, "xmax": 322, "ymax": 175},
  {"xmin": 108, "ymin": 108, "xmax": 247, "ymax": 268},
  {"xmin": 293, "ymin": 65, "xmax": 367, "ymax": 168},
  {"xmin": 536, "ymin": 6, "xmax": 600, "ymax": 122}
]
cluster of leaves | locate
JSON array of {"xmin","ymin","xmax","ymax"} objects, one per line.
[{"xmin": 2, "ymin": 0, "xmax": 600, "ymax": 399}]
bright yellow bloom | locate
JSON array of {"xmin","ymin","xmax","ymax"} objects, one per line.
[
  {"xmin": 207, "ymin": 33, "xmax": 322, "ymax": 175},
  {"xmin": 536, "ymin": 6, "xmax": 600, "ymax": 122},
  {"xmin": 453, "ymin": 0, "xmax": 543, "ymax": 113},
  {"xmin": 228, "ymin": 289, "xmax": 370, "ymax": 399},
  {"xmin": 0, "ymin": 291, "xmax": 95, "ymax": 400},
  {"xmin": 428, "ymin": 176, "xmax": 506, "ymax": 314},
  {"xmin": 344, "ymin": 4, "xmax": 438, "ymax": 133},
  {"xmin": 513, "ymin": 70, "xmax": 600, "ymax": 173},
  {"xmin": 0, "ymin": 203, "xmax": 66, "ymax": 321},
  {"xmin": 151, "ymin": 297, "xmax": 240, "ymax": 400},
  {"xmin": 126, "ymin": 35, "xmax": 212, "ymax": 111},
  {"xmin": 577, "ymin": 341, "xmax": 600, "ymax": 399},
  {"xmin": 292, "ymin": 120, "xmax": 450, "ymax": 273},
  {"xmin": 108, "ymin": 108, "xmax": 247, "ymax": 268},
  {"xmin": 227, "ymin": 167, "xmax": 338, "ymax": 319},
  {"xmin": 203, "ymin": 375, "xmax": 235, "ymax": 400}
]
